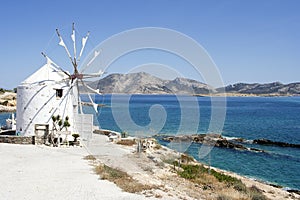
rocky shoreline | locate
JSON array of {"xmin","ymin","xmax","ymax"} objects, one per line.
[
  {"xmin": 253, "ymin": 138, "xmax": 300, "ymax": 148},
  {"xmin": 0, "ymin": 130, "xmax": 299, "ymax": 199},
  {"xmin": 158, "ymin": 134, "xmax": 263, "ymax": 153},
  {"xmin": 157, "ymin": 134, "xmax": 300, "ymax": 154},
  {"xmin": 0, "ymin": 105, "xmax": 16, "ymax": 113},
  {"xmin": 92, "ymin": 133, "xmax": 300, "ymax": 199}
]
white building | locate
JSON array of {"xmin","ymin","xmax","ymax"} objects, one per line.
[
  {"xmin": 16, "ymin": 24, "xmax": 98, "ymax": 143},
  {"xmin": 16, "ymin": 59, "xmax": 79, "ymax": 138},
  {"xmin": 16, "ymin": 60, "xmax": 95, "ymax": 142}
]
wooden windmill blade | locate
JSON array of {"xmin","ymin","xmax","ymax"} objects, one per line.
[
  {"xmin": 41, "ymin": 52, "xmax": 71, "ymax": 79},
  {"xmin": 53, "ymin": 23, "xmax": 105, "ymax": 116},
  {"xmin": 79, "ymin": 79, "xmax": 99, "ymax": 113}
]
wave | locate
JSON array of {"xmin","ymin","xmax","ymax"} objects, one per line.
[{"xmin": 222, "ymin": 136, "xmax": 253, "ymax": 144}]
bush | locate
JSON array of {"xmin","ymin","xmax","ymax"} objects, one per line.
[
  {"xmin": 178, "ymin": 164, "xmax": 207, "ymax": 179},
  {"xmin": 210, "ymin": 169, "xmax": 240, "ymax": 184},
  {"xmin": 174, "ymin": 163, "xmax": 267, "ymax": 200}
]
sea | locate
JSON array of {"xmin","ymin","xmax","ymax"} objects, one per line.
[{"xmin": 1, "ymin": 94, "xmax": 300, "ymax": 190}]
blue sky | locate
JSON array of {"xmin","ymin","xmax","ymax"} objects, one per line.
[{"xmin": 0, "ymin": 0, "xmax": 299, "ymax": 89}]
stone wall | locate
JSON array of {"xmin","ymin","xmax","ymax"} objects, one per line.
[{"xmin": 0, "ymin": 135, "xmax": 44, "ymax": 145}]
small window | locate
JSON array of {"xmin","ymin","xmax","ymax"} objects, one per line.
[{"xmin": 56, "ymin": 89, "xmax": 63, "ymax": 98}]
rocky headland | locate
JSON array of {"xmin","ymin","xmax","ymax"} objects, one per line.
[
  {"xmin": 0, "ymin": 92, "xmax": 16, "ymax": 112},
  {"xmin": 88, "ymin": 72, "xmax": 300, "ymax": 96}
]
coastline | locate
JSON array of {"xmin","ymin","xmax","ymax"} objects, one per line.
[
  {"xmin": 88, "ymin": 134, "xmax": 300, "ymax": 199},
  {"xmin": 195, "ymin": 92, "xmax": 300, "ymax": 97},
  {"xmin": 1, "ymin": 94, "xmax": 298, "ymax": 198},
  {"xmin": 0, "ymin": 92, "xmax": 299, "ymax": 113},
  {"xmin": 88, "ymin": 133, "xmax": 300, "ymax": 199},
  {"xmin": 0, "ymin": 133, "xmax": 299, "ymax": 199}
]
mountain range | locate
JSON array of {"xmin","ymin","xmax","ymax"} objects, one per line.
[{"xmin": 88, "ymin": 72, "xmax": 300, "ymax": 96}]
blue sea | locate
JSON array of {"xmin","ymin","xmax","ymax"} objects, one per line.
[{"xmin": 1, "ymin": 95, "xmax": 300, "ymax": 190}]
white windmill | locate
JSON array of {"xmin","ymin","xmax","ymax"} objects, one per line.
[{"xmin": 16, "ymin": 23, "xmax": 103, "ymax": 144}]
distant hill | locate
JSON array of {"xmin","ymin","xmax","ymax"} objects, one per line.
[
  {"xmin": 89, "ymin": 72, "xmax": 214, "ymax": 94},
  {"xmin": 88, "ymin": 72, "xmax": 300, "ymax": 96},
  {"xmin": 217, "ymin": 82, "xmax": 300, "ymax": 96}
]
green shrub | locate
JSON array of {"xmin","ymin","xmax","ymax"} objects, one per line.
[
  {"xmin": 210, "ymin": 169, "xmax": 240, "ymax": 184},
  {"xmin": 174, "ymin": 163, "xmax": 267, "ymax": 200},
  {"xmin": 179, "ymin": 164, "xmax": 200, "ymax": 179},
  {"xmin": 178, "ymin": 164, "xmax": 207, "ymax": 179}
]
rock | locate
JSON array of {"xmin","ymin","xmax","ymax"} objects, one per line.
[
  {"xmin": 160, "ymin": 134, "xmax": 249, "ymax": 151},
  {"xmin": 0, "ymin": 105, "xmax": 16, "ymax": 113},
  {"xmin": 0, "ymin": 92, "xmax": 17, "ymax": 112},
  {"xmin": 253, "ymin": 139, "xmax": 300, "ymax": 148}
]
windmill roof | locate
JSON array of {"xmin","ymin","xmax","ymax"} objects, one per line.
[{"xmin": 21, "ymin": 62, "xmax": 70, "ymax": 85}]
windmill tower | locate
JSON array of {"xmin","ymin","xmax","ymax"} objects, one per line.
[{"xmin": 16, "ymin": 24, "xmax": 102, "ymax": 143}]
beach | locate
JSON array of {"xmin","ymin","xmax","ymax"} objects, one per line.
[{"xmin": 1, "ymin": 133, "xmax": 299, "ymax": 200}]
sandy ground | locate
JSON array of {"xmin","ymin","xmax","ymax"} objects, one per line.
[
  {"xmin": 0, "ymin": 141, "xmax": 152, "ymax": 200},
  {"xmin": 1, "ymin": 134, "xmax": 299, "ymax": 200}
]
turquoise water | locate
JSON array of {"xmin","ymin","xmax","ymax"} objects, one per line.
[{"xmin": 2, "ymin": 95, "xmax": 300, "ymax": 189}]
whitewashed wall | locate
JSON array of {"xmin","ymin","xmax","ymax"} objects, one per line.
[{"xmin": 16, "ymin": 81, "xmax": 78, "ymax": 136}]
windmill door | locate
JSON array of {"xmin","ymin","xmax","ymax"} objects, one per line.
[{"xmin": 34, "ymin": 124, "xmax": 49, "ymax": 144}]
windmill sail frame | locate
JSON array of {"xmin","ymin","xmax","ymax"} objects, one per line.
[{"xmin": 16, "ymin": 24, "xmax": 103, "ymax": 144}]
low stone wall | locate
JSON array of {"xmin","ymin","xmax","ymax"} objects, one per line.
[{"xmin": 0, "ymin": 135, "xmax": 44, "ymax": 145}]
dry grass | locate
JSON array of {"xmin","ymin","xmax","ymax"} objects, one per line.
[
  {"xmin": 83, "ymin": 155, "xmax": 97, "ymax": 161},
  {"xmin": 116, "ymin": 139, "xmax": 136, "ymax": 146},
  {"xmin": 94, "ymin": 164, "xmax": 158, "ymax": 193},
  {"xmin": 174, "ymin": 163, "xmax": 268, "ymax": 200},
  {"xmin": 217, "ymin": 187, "xmax": 249, "ymax": 200}
]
